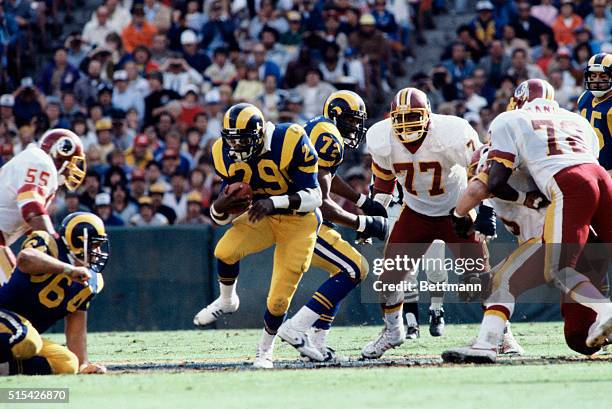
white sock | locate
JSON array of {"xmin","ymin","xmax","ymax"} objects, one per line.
[
  {"xmin": 473, "ymin": 313, "xmax": 506, "ymax": 350},
  {"xmin": 291, "ymin": 307, "xmax": 320, "ymax": 331},
  {"xmin": 259, "ymin": 328, "xmax": 276, "ymax": 351},
  {"xmin": 311, "ymin": 328, "xmax": 329, "ymax": 349},
  {"xmin": 405, "ymin": 312, "xmax": 418, "ymax": 327},
  {"xmin": 0, "ymin": 362, "xmax": 8, "ymax": 376},
  {"xmin": 219, "ymin": 282, "xmax": 237, "ymax": 302},
  {"xmin": 384, "ymin": 310, "xmax": 402, "ymax": 329}
]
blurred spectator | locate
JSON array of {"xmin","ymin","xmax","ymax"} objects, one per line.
[
  {"xmin": 112, "ymin": 70, "xmax": 145, "ymax": 121},
  {"xmin": 144, "ymin": 71, "xmax": 180, "ymax": 125},
  {"xmin": 256, "ymin": 74, "xmax": 286, "ymax": 123},
  {"xmin": 181, "ymin": 30, "xmax": 211, "ymax": 72},
  {"xmin": 130, "ymin": 196, "xmax": 169, "ymax": 226},
  {"xmin": 125, "ymin": 133, "xmax": 153, "ymax": 170},
  {"xmin": 149, "ymin": 183, "xmax": 176, "ymax": 224},
  {"xmin": 552, "ymin": 0, "xmax": 584, "ymax": 47},
  {"xmin": 442, "ymin": 42, "xmax": 476, "ymax": 83},
  {"xmin": 184, "ymin": 0, "xmax": 205, "ymax": 32},
  {"xmin": 280, "ymin": 11, "xmax": 303, "ymax": 46},
  {"xmin": 179, "ymin": 191, "xmax": 212, "ymax": 225},
  {"xmin": 251, "ymin": 42, "xmax": 282, "ymax": 85},
  {"xmin": 296, "ymin": 67, "xmax": 336, "ymax": 119},
  {"xmin": 162, "ymin": 172, "xmax": 188, "ymax": 221},
  {"xmin": 512, "ymin": 1, "xmax": 553, "ymax": 47},
  {"xmin": 531, "ymin": 0, "xmax": 558, "ymax": 27},
  {"xmin": 122, "ymin": 4, "xmax": 158, "ymax": 53},
  {"xmin": 461, "ymin": 77, "xmax": 488, "ymax": 113},
  {"xmin": 143, "ymin": 0, "xmax": 171, "ymax": 34},
  {"xmin": 178, "ymin": 84, "xmax": 205, "ymax": 132},
  {"xmin": 472, "ymin": 1, "xmax": 498, "ymax": 48},
  {"xmin": 94, "ymin": 118, "xmax": 116, "ymax": 161},
  {"xmin": 161, "ymin": 54, "xmax": 203, "ymax": 93},
  {"xmin": 249, "ymin": 0, "xmax": 288, "ymax": 39},
  {"xmin": 234, "ymin": 62, "xmax": 264, "ymax": 103},
  {"xmin": 129, "ymin": 169, "xmax": 148, "ymax": 201},
  {"xmin": 200, "ymin": 1, "xmax": 237, "ymax": 52},
  {"xmin": 506, "ymin": 48, "xmax": 545, "ymax": 83},
  {"xmin": 53, "ymin": 191, "xmax": 89, "ymax": 226},
  {"xmin": 95, "ymin": 192, "xmax": 125, "ymax": 226},
  {"xmin": 0, "ymin": 94, "xmax": 16, "ymax": 131},
  {"xmin": 82, "ymin": 6, "xmax": 115, "ymax": 47},
  {"xmin": 585, "ymin": 0, "xmax": 611, "ymax": 44},
  {"xmin": 204, "ymin": 47, "xmax": 236, "ymax": 86},
  {"xmin": 79, "ymin": 171, "xmax": 102, "ymax": 210},
  {"xmin": 111, "ymin": 184, "xmax": 138, "ymax": 222},
  {"xmin": 38, "ymin": 47, "xmax": 80, "ymax": 97}
]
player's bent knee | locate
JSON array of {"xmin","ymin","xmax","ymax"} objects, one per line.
[
  {"xmin": 213, "ymin": 242, "xmax": 240, "ymax": 265},
  {"xmin": 266, "ymin": 297, "xmax": 290, "ymax": 317}
]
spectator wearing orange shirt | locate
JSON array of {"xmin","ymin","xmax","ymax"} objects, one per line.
[
  {"xmin": 552, "ymin": 0, "xmax": 583, "ymax": 47},
  {"xmin": 122, "ymin": 4, "xmax": 158, "ymax": 53}
]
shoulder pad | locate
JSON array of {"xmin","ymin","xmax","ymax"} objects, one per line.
[
  {"xmin": 366, "ymin": 119, "xmax": 393, "ymax": 157},
  {"xmin": 22, "ymin": 231, "xmax": 59, "ymax": 258},
  {"xmin": 212, "ymin": 138, "xmax": 228, "ymax": 178}
]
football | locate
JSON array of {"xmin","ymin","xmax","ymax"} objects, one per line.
[{"xmin": 224, "ymin": 182, "xmax": 253, "ymax": 214}]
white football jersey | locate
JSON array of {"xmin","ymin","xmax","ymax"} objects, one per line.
[
  {"xmin": 367, "ymin": 114, "xmax": 481, "ymax": 217},
  {"xmin": 488, "ymin": 98, "xmax": 599, "ymax": 198},
  {"xmin": 490, "ymin": 169, "xmax": 545, "ymax": 243},
  {"xmin": 0, "ymin": 144, "xmax": 58, "ymax": 245}
]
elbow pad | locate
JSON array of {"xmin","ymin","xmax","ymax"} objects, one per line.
[{"xmin": 297, "ymin": 187, "xmax": 322, "ymax": 212}]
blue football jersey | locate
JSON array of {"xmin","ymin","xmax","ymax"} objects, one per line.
[
  {"xmin": 0, "ymin": 231, "xmax": 103, "ymax": 333},
  {"xmin": 304, "ymin": 116, "xmax": 345, "ymax": 177},
  {"xmin": 213, "ymin": 123, "xmax": 319, "ymax": 200},
  {"xmin": 578, "ymin": 91, "xmax": 612, "ymax": 170}
]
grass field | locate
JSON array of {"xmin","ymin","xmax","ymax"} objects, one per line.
[{"xmin": 4, "ymin": 323, "xmax": 611, "ymax": 409}]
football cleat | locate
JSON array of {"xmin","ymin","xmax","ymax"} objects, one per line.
[
  {"xmin": 586, "ymin": 311, "xmax": 612, "ymax": 348},
  {"xmin": 441, "ymin": 346, "xmax": 497, "ymax": 364},
  {"xmin": 193, "ymin": 296, "xmax": 240, "ymax": 326},
  {"xmin": 253, "ymin": 344, "xmax": 274, "ymax": 369},
  {"xmin": 308, "ymin": 328, "xmax": 337, "ymax": 362},
  {"xmin": 278, "ymin": 319, "xmax": 325, "ymax": 362},
  {"xmin": 499, "ymin": 323, "xmax": 524, "ymax": 355},
  {"xmin": 362, "ymin": 324, "xmax": 405, "ymax": 359},
  {"xmin": 405, "ymin": 313, "xmax": 420, "ymax": 340},
  {"xmin": 429, "ymin": 308, "xmax": 445, "ymax": 337}
]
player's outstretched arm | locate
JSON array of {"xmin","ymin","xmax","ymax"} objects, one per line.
[
  {"xmin": 331, "ymin": 175, "xmax": 387, "ymax": 217},
  {"xmin": 455, "ymin": 178, "xmax": 489, "ymax": 217},
  {"xmin": 65, "ymin": 311, "xmax": 107, "ymax": 374},
  {"xmin": 17, "ymin": 248, "xmax": 91, "ymax": 284}
]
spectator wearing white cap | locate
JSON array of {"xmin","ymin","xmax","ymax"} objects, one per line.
[
  {"xmin": 181, "ymin": 30, "xmax": 212, "ymax": 73},
  {"xmin": 94, "ymin": 192, "xmax": 125, "ymax": 226},
  {"xmin": 112, "ymin": 70, "xmax": 145, "ymax": 121}
]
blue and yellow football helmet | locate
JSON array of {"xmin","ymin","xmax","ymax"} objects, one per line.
[
  {"xmin": 584, "ymin": 53, "xmax": 612, "ymax": 98},
  {"xmin": 221, "ymin": 103, "xmax": 266, "ymax": 162},
  {"xmin": 60, "ymin": 212, "xmax": 109, "ymax": 273},
  {"xmin": 323, "ymin": 90, "xmax": 367, "ymax": 149}
]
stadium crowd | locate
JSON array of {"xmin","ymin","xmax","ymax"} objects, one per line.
[{"xmin": 0, "ymin": 0, "xmax": 610, "ymax": 227}]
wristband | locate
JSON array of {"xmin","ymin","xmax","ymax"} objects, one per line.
[
  {"xmin": 210, "ymin": 203, "xmax": 226, "ymax": 218},
  {"xmin": 62, "ymin": 265, "xmax": 72, "ymax": 276},
  {"xmin": 356, "ymin": 193, "xmax": 367, "ymax": 207},
  {"xmin": 516, "ymin": 191, "xmax": 526, "ymax": 205},
  {"xmin": 270, "ymin": 195, "xmax": 290, "ymax": 209},
  {"xmin": 453, "ymin": 209, "xmax": 465, "ymax": 218},
  {"xmin": 356, "ymin": 215, "xmax": 367, "ymax": 232}
]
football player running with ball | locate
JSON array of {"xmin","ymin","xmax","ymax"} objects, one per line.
[
  {"xmin": 0, "ymin": 212, "xmax": 108, "ymax": 375},
  {"xmin": 362, "ymin": 88, "xmax": 489, "ymax": 359},
  {"xmin": 277, "ymin": 91, "xmax": 388, "ymax": 361},
  {"xmin": 193, "ymin": 103, "xmax": 323, "ymax": 368}
]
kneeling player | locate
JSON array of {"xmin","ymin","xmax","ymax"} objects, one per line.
[
  {"xmin": 193, "ymin": 104, "xmax": 322, "ymax": 368},
  {"xmin": 277, "ymin": 91, "xmax": 387, "ymax": 361},
  {"xmin": 0, "ymin": 212, "xmax": 108, "ymax": 375}
]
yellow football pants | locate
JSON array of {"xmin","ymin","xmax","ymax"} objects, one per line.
[
  {"xmin": 0, "ymin": 309, "xmax": 78, "ymax": 374},
  {"xmin": 311, "ymin": 225, "xmax": 369, "ymax": 281},
  {"xmin": 214, "ymin": 211, "xmax": 320, "ymax": 316},
  {"xmin": 0, "ymin": 245, "xmax": 15, "ymax": 285}
]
